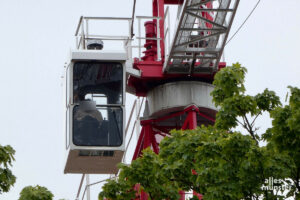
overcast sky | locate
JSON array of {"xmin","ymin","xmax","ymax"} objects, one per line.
[{"xmin": 0, "ymin": 0, "xmax": 299, "ymax": 199}]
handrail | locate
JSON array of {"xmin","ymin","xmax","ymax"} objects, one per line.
[
  {"xmin": 80, "ymin": 175, "xmax": 118, "ymax": 200},
  {"xmin": 136, "ymin": 37, "xmax": 162, "ymax": 40},
  {"xmin": 81, "ymin": 178, "xmax": 110, "ymax": 200},
  {"xmin": 75, "ymin": 174, "xmax": 85, "ymax": 200},
  {"xmin": 164, "ymin": 6, "xmax": 169, "ymax": 21},
  {"xmin": 136, "ymin": 16, "xmax": 161, "ymax": 19},
  {"xmin": 75, "ymin": 16, "xmax": 84, "ymax": 36},
  {"xmin": 135, "ymin": 16, "xmax": 162, "ymax": 60},
  {"xmin": 122, "ymin": 98, "xmax": 144, "ymax": 163},
  {"xmin": 74, "ymin": 15, "xmax": 166, "ymax": 60},
  {"xmin": 74, "ymin": 16, "xmax": 134, "ymax": 51},
  {"xmin": 131, "ymin": 0, "xmax": 137, "ymax": 38},
  {"xmin": 164, "ymin": 6, "xmax": 171, "ymax": 58},
  {"xmin": 125, "ymin": 99, "xmax": 137, "ymax": 136},
  {"xmin": 75, "ymin": 16, "xmax": 133, "ymax": 37},
  {"xmin": 84, "ymin": 16, "xmax": 132, "ymax": 20}
]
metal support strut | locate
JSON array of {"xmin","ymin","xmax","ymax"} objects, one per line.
[{"xmin": 132, "ymin": 105, "xmax": 216, "ymax": 199}]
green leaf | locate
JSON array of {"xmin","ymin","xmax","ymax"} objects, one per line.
[
  {"xmin": 0, "ymin": 144, "xmax": 16, "ymax": 194},
  {"xmin": 19, "ymin": 185, "xmax": 53, "ymax": 200}
]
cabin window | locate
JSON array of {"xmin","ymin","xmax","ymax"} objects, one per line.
[
  {"xmin": 72, "ymin": 61, "xmax": 124, "ymax": 147},
  {"xmin": 73, "ymin": 62, "xmax": 123, "ymax": 104},
  {"xmin": 72, "ymin": 106, "xmax": 123, "ymax": 146}
]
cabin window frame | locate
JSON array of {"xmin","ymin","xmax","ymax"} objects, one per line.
[{"xmin": 68, "ymin": 60, "xmax": 126, "ymax": 149}]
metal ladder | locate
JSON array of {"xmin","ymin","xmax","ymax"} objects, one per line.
[{"xmin": 163, "ymin": 0, "xmax": 240, "ymax": 74}]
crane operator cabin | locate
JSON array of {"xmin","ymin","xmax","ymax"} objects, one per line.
[{"xmin": 64, "ymin": 41, "xmax": 127, "ymax": 174}]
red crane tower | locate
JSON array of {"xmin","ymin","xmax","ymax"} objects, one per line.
[
  {"xmin": 127, "ymin": 0, "xmax": 239, "ymax": 199},
  {"xmin": 63, "ymin": 0, "xmax": 239, "ymax": 199}
]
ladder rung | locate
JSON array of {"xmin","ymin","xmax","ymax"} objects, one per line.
[
  {"xmin": 171, "ymin": 55, "xmax": 217, "ymax": 59},
  {"xmin": 186, "ymin": 8, "xmax": 234, "ymax": 12},
  {"xmin": 173, "ymin": 47, "xmax": 221, "ymax": 54},
  {"xmin": 185, "ymin": 11, "xmax": 227, "ymax": 30},
  {"xmin": 188, "ymin": 0, "xmax": 217, "ymax": 8},
  {"xmin": 175, "ymin": 31, "xmax": 225, "ymax": 47},
  {"xmin": 180, "ymin": 28, "xmax": 225, "ymax": 31}
]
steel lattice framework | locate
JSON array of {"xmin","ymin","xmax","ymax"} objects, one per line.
[{"xmin": 164, "ymin": 0, "xmax": 239, "ymax": 74}]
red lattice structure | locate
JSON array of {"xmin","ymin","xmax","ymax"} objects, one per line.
[
  {"xmin": 126, "ymin": 0, "xmax": 240, "ymax": 198},
  {"xmin": 132, "ymin": 105, "xmax": 215, "ymax": 199}
]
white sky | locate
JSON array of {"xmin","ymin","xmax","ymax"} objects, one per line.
[{"xmin": 0, "ymin": 0, "xmax": 299, "ymax": 199}]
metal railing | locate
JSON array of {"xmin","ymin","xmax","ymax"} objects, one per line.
[
  {"xmin": 74, "ymin": 12, "xmax": 170, "ymax": 63},
  {"xmin": 164, "ymin": 6, "xmax": 171, "ymax": 60},
  {"xmin": 75, "ymin": 16, "xmax": 133, "ymax": 50},
  {"xmin": 135, "ymin": 16, "xmax": 162, "ymax": 61},
  {"xmin": 75, "ymin": 174, "xmax": 113, "ymax": 200},
  {"xmin": 134, "ymin": 6, "xmax": 170, "ymax": 62},
  {"xmin": 122, "ymin": 98, "xmax": 144, "ymax": 163}
]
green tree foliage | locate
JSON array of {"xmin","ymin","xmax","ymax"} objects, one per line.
[
  {"xmin": 211, "ymin": 63, "xmax": 281, "ymax": 142},
  {"xmin": 160, "ymin": 127, "xmax": 265, "ymax": 200},
  {"xmin": 0, "ymin": 144, "xmax": 16, "ymax": 194},
  {"xmin": 263, "ymin": 86, "xmax": 300, "ymax": 198},
  {"xmin": 19, "ymin": 185, "xmax": 53, "ymax": 200},
  {"xmin": 99, "ymin": 149, "xmax": 179, "ymax": 200},
  {"xmin": 99, "ymin": 63, "xmax": 299, "ymax": 199}
]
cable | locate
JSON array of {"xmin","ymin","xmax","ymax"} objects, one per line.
[{"xmin": 226, "ymin": 0, "xmax": 261, "ymax": 46}]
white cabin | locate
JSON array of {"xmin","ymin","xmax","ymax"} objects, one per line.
[{"xmin": 64, "ymin": 50, "xmax": 126, "ymax": 174}]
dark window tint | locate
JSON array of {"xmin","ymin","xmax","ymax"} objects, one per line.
[
  {"xmin": 73, "ymin": 105, "xmax": 123, "ymax": 147},
  {"xmin": 73, "ymin": 62, "xmax": 123, "ymax": 105}
]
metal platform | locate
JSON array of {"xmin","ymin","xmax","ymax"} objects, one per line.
[
  {"xmin": 163, "ymin": 0, "xmax": 239, "ymax": 74},
  {"xmin": 64, "ymin": 150, "xmax": 124, "ymax": 174}
]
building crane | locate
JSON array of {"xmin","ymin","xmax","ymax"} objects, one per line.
[{"xmin": 63, "ymin": 0, "xmax": 240, "ymax": 199}]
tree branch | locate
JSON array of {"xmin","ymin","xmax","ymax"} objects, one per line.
[
  {"xmin": 237, "ymin": 119, "xmax": 247, "ymax": 128},
  {"xmin": 251, "ymin": 111, "xmax": 262, "ymax": 127},
  {"xmin": 293, "ymin": 167, "xmax": 300, "ymax": 193},
  {"xmin": 243, "ymin": 115, "xmax": 259, "ymax": 144}
]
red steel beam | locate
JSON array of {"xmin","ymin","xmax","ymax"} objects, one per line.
[{"xmin": 164, "ymin": 0, "xmax": 184, "ymax": 4}]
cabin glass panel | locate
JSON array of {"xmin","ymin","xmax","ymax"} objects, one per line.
[
  {"xmin": 72, "ymin": 61, "xmax": 124, "ymax": 147},
  {"xmin": 72, "ymin": 106, "xmax": 123, "ymax": 146},
  {"xmin": 73, "ymin": 62, "xmax": 123, "ymax": 104}
]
